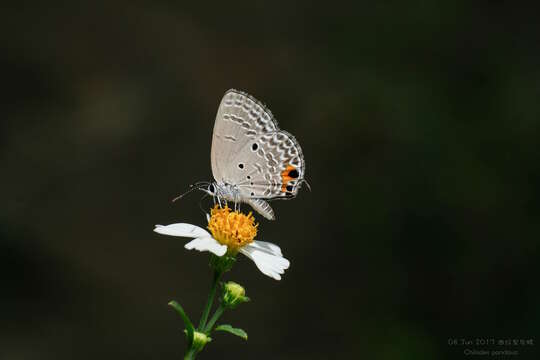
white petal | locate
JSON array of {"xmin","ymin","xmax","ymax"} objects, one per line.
[
  {"xmin": 240, "ymin": 244, "xmax": 290, "ymax": 281},
  {"xmin": 255, "ymin": 263, "xmax": 282, "ymax": 280},
  {"xmin": 241, "ymin": 249, "xmax": 281, "ymax": 280},
  {"xmin": 250, "ymin": 240, "xmax": 283, "ymax": 256},
  {"xmin": 185, "ymin": 237, "xmax": 227, "ymax": 256},
  {"xmin": 154, "ymin": 223, "xmax": 211, "ymax": 238}
]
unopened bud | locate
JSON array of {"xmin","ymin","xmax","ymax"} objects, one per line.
[
  {"xmin": 192, "ymin": 331, "xmax": 211, "ymax": 351},
  {"xmin": 222, "ymin": 281, "xmax": 250, "ymax": 308}
]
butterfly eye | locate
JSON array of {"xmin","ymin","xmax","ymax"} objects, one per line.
[{"xmin": 208, "ymin": 184, "xmax": 215, "ymax": 193}]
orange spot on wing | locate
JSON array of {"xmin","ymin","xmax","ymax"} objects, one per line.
[{"xmin": 280, "ymin": 164, "xmax": 296, "ymax": 192}]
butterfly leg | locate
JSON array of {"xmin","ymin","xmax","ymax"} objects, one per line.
[
  {"xmin": 216, "ymin": 194, "xmax": 223, "ymax": 208},
  {"xmin": 232, "ymin": 192, "xmax": 240, "ymax": 212},
  {"xmin": 236, "ymin": 194, "xmax": 241, "ymax": 212}
]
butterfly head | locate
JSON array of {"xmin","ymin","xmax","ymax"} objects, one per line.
[
  {"xmin": 204, "ymin": 183, "xmax": 217, "ymax": 197},
  {"xmin": 203, "ymin": 182, "xmax": 239, "ymax": 201}
]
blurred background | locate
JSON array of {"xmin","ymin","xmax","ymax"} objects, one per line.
[{"xmin": 1, "ymin": 1, "xmax": 539, "ymax": 359}]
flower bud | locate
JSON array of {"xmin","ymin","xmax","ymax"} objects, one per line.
[
  {"xmin": 222, "ymin": 281, "xmax": 250, "ymax": 308},
  {"xmin": 192, "ymin": 331, "xmax": 211, "ymax": 351}
]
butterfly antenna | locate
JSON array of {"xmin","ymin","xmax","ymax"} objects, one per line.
[{"xmin": 171, "ymin": 182, "xmax": 209, "ymax": 203}]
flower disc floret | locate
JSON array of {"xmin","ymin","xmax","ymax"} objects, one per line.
[{"xmin": 207, "ymin": 205, "xmax": 258, "ymax": 252}]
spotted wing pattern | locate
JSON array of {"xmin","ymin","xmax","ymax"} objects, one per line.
[
  {"xmin": 210, "ymin": 89, "xmax": 305, "ymax": 217},
  {"xmin": 232, "ymin": 130, "xmax": 304, "ymax": 199}
]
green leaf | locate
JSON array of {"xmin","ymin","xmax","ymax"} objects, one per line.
[
  {"xmin": 168, "ymin": 301, "xmax": 194, "ymax": 345},
  {"xmin": 214, "ymin": 324, "xmax": 248, "ymax": 340}
]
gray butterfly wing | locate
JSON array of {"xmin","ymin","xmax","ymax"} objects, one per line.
[
  {"xmin": 232, "ymin": 130, "xmax": 305, "ymax": 200},
  {"xmin": 211, "ymin": 89, "xmax": 278, "ymax": 184},
  {"xmin": 210, "ymin": 89, "xmax": 305, "ymax": 219},
  {"xmin": 247, "ymin": 198, "xmax": 276, "ymax": 220}
]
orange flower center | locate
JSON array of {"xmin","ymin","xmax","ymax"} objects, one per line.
[{"xmin": 207, "ymin": 205, "xmax": 258, "ymax": 252}]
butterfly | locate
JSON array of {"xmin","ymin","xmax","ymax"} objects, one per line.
[{"xmin": 201, "ymin": 89, "xmax": 306, "ymax": 220}]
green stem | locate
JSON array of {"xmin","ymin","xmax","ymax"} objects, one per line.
[
  {"xmin": 204, "ymin": 304, "xmax": 226, "ymax": 333},
  {"xmin": 198, "ymin": 269, "xmax": 222, "ymax": 330},
  {"xmin": 184, "ymin": 347, "xmax": 196, "ymax": 360}
]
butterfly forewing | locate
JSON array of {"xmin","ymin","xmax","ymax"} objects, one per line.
[{"xmin": 211, "ymin": 89, "xmax": 278, "ymax": 183}]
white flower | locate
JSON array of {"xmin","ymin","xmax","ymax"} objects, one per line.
[{"xmin": 154, "ymin": 206, "xmax": 290, "ymax": 280}]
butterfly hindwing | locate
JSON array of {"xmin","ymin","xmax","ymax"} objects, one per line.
[{"xmin": 230, "ymin": 131, "xmax": 305, "ymax": 200}]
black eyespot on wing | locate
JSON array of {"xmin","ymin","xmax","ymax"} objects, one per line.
[
  {"xmin": 238, "ymin": 163, "xmax": 244, "ymax": 169},
  {"xmin": 286, "ymin": 185, "xmax": 293, "ymax": 192},
  {"xmin": 252, "ymin": 143, "xmax": 258, "ymax": 151},
  {"xmin": 247, "ymin": 175, "xmax": 251, "ymax": 179},
  {"xmin": 251, "ymin": 192, "xmax": 254, "ymax": 196},
  {"xmin": 288, "ymin": 169, "xmax": 299, "ymax": 178}
]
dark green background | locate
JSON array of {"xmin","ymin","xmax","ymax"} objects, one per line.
[{"xmin": 2, "ymin": 1, "xmax": 539, "ymax": 359}]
